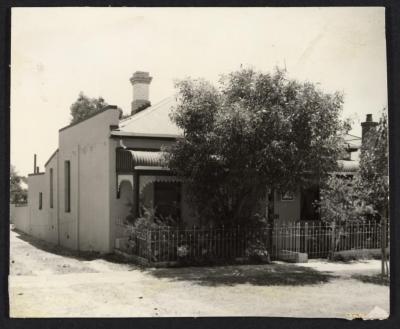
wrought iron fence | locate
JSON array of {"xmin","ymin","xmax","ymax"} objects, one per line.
[{"xmin": 115, "ymin": 220, "xmax": 389, "ymax": 265}]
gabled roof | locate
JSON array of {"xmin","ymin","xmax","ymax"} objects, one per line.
[
  {"xmin": 112, "ymin": 97, "xmax": 362, "ymax": 153},
  {"xmin": 343, "ymin": 133, "xmax": 362, "ymax": 150},
  {"xmin": 112, "ymin": 97, "xmax": 181, "ymax": 138}
]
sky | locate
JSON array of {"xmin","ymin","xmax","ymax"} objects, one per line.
[{"xmin": 11, "ymin": 7, "xmax": 387, "ymax": 176}]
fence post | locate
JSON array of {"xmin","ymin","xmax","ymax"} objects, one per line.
[
  {"xmin": 330, "ymin": 221, "xmax": 336, "ymax": 260},
  {"xmin": 147, "ymin": 229, "xmax": 152, "ymax": 264},
  {"xmin": 381, "ymin": 216, "xmax": 388, "ymax": 277},
  {"xmin": 304, "ymin": 222, "xmax": 308, "ymax": 255}
]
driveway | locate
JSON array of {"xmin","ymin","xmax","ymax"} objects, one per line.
[{"xmin": 9, "ymin": 227, "xmax": 389, "ymax": 318}]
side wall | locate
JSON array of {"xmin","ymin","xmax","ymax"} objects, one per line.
[
  {"xmin": 26, "ymin": 173, "xmax": 58, "ymax": 243},
  {"xmin": 14, "ymin": 154, "xmax": 59, "ymax": 244},
  {"xmin": 10, "ymin": 204, "xmax": 29, "ymax": 233},
  {"xmin": 58, "ymin": 109, "xmax": 120, "ymax": 252},
  {"xmin": 45, "ymin": 152, "xmax": 59, "ymax": 244}
]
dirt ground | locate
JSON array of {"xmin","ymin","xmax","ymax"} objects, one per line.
[{"xmin": 9, "ymin": 227, "xmax": 389, "ymax": 318}]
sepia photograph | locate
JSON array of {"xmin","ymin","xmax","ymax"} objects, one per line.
[{"xmin": 9, "ymin": 7, "xmax": 389, "ymax": 318}]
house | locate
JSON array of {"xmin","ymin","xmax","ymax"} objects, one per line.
[{"xmin": 14, "ymin": 71, "xmax": 376, "ymax": 254}]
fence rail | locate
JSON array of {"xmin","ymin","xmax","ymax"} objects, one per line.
[{"xmin": 116, "ymin": 220, "xmax": 389, "ymax": 265}]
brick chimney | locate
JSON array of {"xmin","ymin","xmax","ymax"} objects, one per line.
[
  {"xmin": 130, "ymin": 71, "xmax": 152, "ymax": 115},
  {"xmin": 361, "ymin": 114, "xmax": 378, "ymax": 144},
  {"xmin": 33, "ymin": 154, "xmax": 37, "ymax": 173}
]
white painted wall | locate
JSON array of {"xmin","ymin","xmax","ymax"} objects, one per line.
[
  {"xmin": 27, "ymin": 173, "xmax": 58, "ymax": 242},
  {"xmin": 10, "ymin": 204, "xmax": 29, "ymax": 233},
  {"xmin": 58, "ymin": 109, "xmax": 120, "ymax": 253}
]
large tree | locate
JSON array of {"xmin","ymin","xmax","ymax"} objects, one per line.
[
  {"xmin": 10, "ymin": 165, "xmax": 27, "ymax": 204},
  {"xmin": 358, "ymin": 111, "xmax": 389, "ymax": 276},
  {"xmin": 319, "ymin": 111, "xmax": 388, "ymax": 270},
  {"xmin": 70, "ymin": 92, "xmax": 123, "ymax": 124},
  {"xmin": 321, "ymin": 110, "xmax": 389, "ymax": 224},
  {"xmin": 164, "ymin": 68, "xmax": 349, "ymax": 227}
]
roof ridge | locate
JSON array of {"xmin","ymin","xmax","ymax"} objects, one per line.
[{"xmin": 345, "ymin": 133, "xmax": 361, "ymax": 139}]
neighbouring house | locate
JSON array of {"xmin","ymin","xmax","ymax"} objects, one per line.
[{"xmin": 12, "ymin": 71, "xmax": 377, "ymax": 253}]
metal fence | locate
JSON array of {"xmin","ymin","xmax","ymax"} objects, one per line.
[{"xmin": 116, "ymin": 220, "xmax": 389, "ymax": 265}]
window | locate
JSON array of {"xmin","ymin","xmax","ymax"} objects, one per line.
[
  {"xmin": 39, "ymin": 192, "xmax": 42, "ymax": 210},
  {"xmin": 65, "ymin": 161, "xmax": 71, "ymax": 212},
  {"xmin": 49, "ymin": 168, "xmax": 54, "ymax": 208},
  {"xmin": 154, "ymin": 182, "xmax": 181, "ymax": 223}
]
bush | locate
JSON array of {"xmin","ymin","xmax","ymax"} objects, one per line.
[{"xmin": 127, "ymin": 206, "xmax": 178, "ymax": 230}]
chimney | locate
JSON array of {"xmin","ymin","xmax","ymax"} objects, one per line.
[
  {"xmin": 130, "ymin": 71, "xmax": 152, "ymax": 115},
  {"xmin": 361, "ymin": 114, "xmax": 378, "ymax": 144},
  {"xmin": 34, "ymin": 154, "xmax": 37, "ymax": 174}
]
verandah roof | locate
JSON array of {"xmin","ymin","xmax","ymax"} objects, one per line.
[
  {"xmin": 117, "ymin": 149, "xmax": 359, "ymax": 174},
  {"xmin": 116, "ymin": 150, "xmax": 168, "ymax": 172},
  {"xmin": 337, "ymin": 159, "xmax": 359, "ymax": 173}
]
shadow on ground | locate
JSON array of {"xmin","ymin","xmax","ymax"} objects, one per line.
[
  {"xmin": 352, "ymin": 274, "xmax": 390, "ymax": 286},
  {"xmin": 11, "ymin": 228, "xmax": 137, "ymax": 267},
  {"xmin": 147, "ymin": 263, "xmax": 336, "ymax": 287}
]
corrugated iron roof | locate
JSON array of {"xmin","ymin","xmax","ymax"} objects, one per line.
[
  {"xmin": 116, "ymin": 150, "xmax": 168, "ymax": 172},
  {"xmin": 113, "ymin": 97, "xmax": 362, "ymax": 156},
  {"xmin": 115, "ymin": 97, "xmax": 182, "ymax": 137},
  {"xmin": 337, "ymin": 159, "xmax": 359, "ymax": 172},
  {"xmin": 129, "ymin": 150, "xmax": 167, "ymax": 167}
]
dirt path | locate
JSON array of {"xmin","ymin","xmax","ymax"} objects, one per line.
[{"xmin": 9, "ymin": 228, "xmax": 389, "ymax": 318}]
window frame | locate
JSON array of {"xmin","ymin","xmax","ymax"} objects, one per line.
[
  {"xmin": 49, "ymin": 168, "xmax": 54, "ymax": 208},
  {"xmin": 65, "ymin": 161, "xmax": 71, "ymax": 213},
  {"xmin": 39, "ymin": 192, "xmax": 43, "ymax": 210}
]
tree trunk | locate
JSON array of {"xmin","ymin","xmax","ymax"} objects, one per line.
[{"xmin": 267, "ymin": 188, "xmax": 275, "ymax": 254}]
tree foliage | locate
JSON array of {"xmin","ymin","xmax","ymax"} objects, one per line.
[
  {"xmin": 10, "ymin": 165, "xmax": 27, "ymax": 204},
  {"xmin": 70, "ymin": 92, "xmax": 123, "ymax": 124},
  {"xmin": 359, "ymin": 111, "xmax": 389, "ymax": 219},
  {"xmin": 319, "ymin": 111, "xmax": 388, "ymax": 224},
  {"xmin": 319, "ymin": 175, "xmax": 374, "ymax": 225},
  {"xmin": 164, "ymin": 68, "xmax": 349, "ymax": 226}
]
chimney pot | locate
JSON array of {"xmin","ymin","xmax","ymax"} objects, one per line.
[{"xmin": 366, "ymin": 114, "xmax": 373, "ymax": 122}]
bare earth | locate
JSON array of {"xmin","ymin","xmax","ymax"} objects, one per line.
[{"xmin": 9, "ymin": 227, "xmax": 389, "ymax": 318}]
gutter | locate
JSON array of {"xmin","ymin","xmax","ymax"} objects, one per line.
[{"xmin": 110, "ymin": 131, "xmax": 181, "ymax": 140}]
